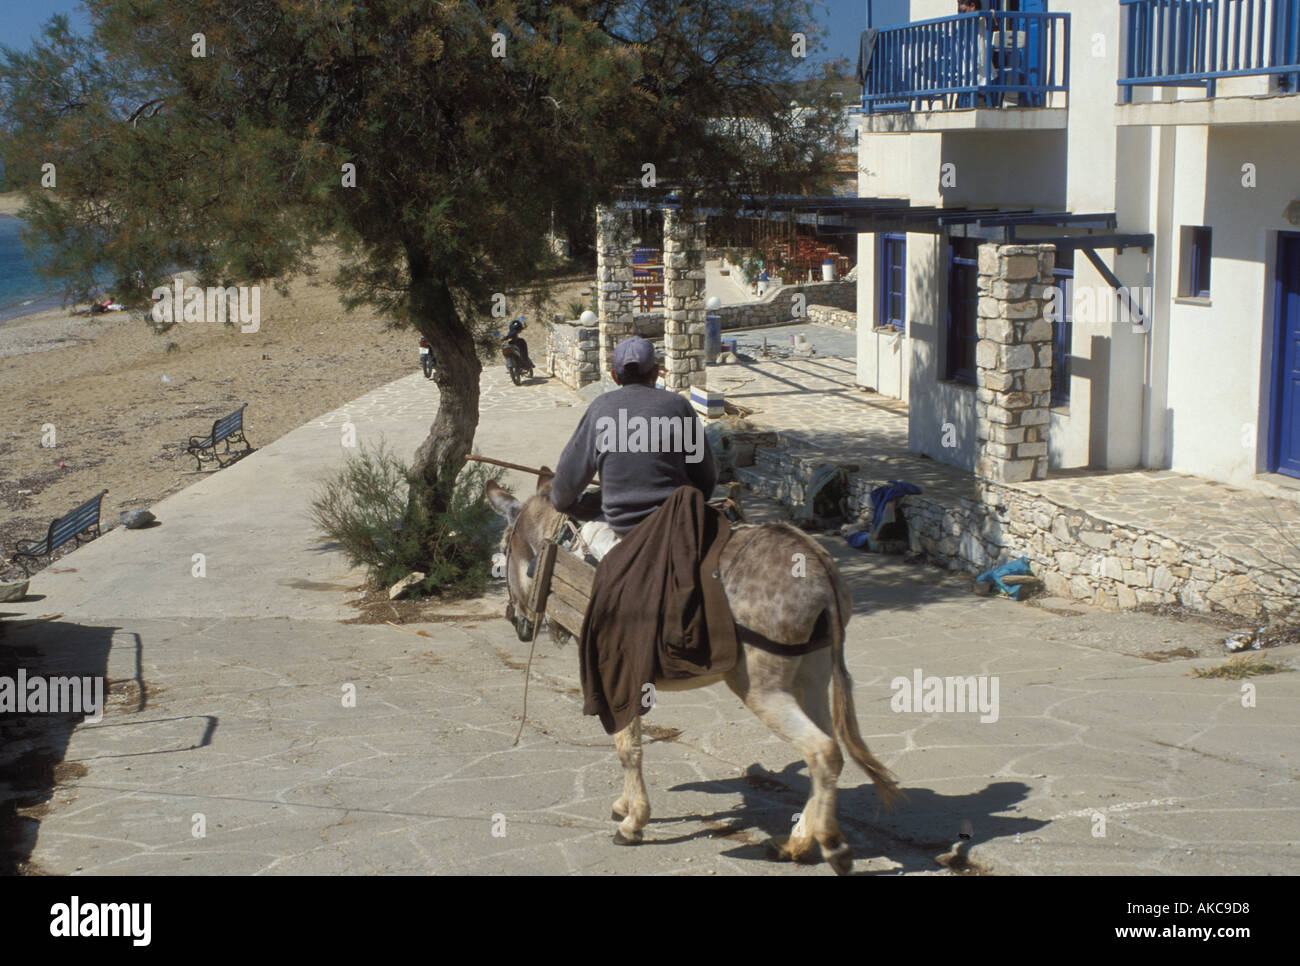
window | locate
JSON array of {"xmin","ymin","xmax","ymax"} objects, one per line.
[
  {"xmin": 946, "ymin": 238, "xmax": 980, "ymax": 386},
  {"xmin": 1051, "ymin": 261, "xmax": 1073, "ymax": 407},
  {"xmin": 878, "ymin": 233, "xmax": 907, "ymax": 331},
  {"xmin": 1179, "ymin": 226, "xmax": 1213, "ymax": 299}
]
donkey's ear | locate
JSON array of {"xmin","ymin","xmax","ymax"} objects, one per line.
[
  {"xmin": 536, "ymin": 466, "xmax": 554, "ymax": 497},
  {"xmin": 485, "ymin": 480, "xmax": 523, "ymax": 525}
]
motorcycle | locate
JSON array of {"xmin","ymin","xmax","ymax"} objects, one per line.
[
  {"xmin": 501, "ymin": 320, "xmax": 534, "ymax": 385},
  {"xmin": 419, "ymin": 337, "xmax": 434, "ymax": 379}
]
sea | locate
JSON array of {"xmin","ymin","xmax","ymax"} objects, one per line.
[{"xmin": 0, "ymin": 215, "xmax": 63, "ymax": 323}]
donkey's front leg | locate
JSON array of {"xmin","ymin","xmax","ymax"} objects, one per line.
[{"xmin": 611, "ymin": 715, "xmax": 650, "ymax": 845}]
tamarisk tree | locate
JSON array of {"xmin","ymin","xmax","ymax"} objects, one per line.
[{"xmin": 0, "ymin": 0, "xmax": 845, "ymax": 553}]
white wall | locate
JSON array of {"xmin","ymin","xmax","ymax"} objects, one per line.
[
  {"xmin": 1162, "ymin": 124, "xmax": 1300, "ymax": 484},
  {"xmin": 905, "ymin": 233, "xmax": 979, "ymax": 470},
  {"xmin": 856, "ymin": 231, "xmax": 881, "ymax": 388},
  {"xmin": 855, "ymin": 0, "xmax": 1300, "ymax": 486}
]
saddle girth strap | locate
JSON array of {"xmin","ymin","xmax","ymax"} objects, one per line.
[{"xmin": 734, "ymin": 623, "xmax": 831, "ymax": 657}]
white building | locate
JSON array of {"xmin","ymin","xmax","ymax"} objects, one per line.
[{"xmin": 854, "ymin": 0, "xmax": 1300, "ymax": 489}]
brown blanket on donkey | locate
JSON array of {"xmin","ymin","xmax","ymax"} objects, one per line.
[{"xmin": 579, "ymin": 486, "xmax": 737, "ymax": 734}]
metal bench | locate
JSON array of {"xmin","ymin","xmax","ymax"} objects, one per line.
[
  {"xmin": 186, "ymin": 404, "xmax": 252, "ymax": 469},
  {"xmin": 11, "ymin": 488, "xmax": 109, "ymax": 576}
]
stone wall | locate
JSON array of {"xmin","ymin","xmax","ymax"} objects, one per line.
[
  {"xmin": 596, "ymin": 205, "xmax": 636, "ymax": 381},
  {"xmin": 633, "ymin": 312, "xmax": 663, "ymax": 337},
  {"xmin": 714, "ymin": 280, "xmax": 856, "ymax": 331},
  {"xmin": 806, "ymin": 304, "xmax": 856, "ymax": 330},
  {"xmin": 883, "ymin": 480, "xmax": 1298, "ymax": 622},
  {"xmin": 975, "ymin": 244, "xmax": 1056, "ymax": 484},
  {"xmin": 544, "ymin": 320, "xmax": 600, "ymax": 389},
  {"xmin": 661, "ymin": 208, "xmax": 708, "ymax": 390},
  {"xmin": 734, "ymin": 426, "xmax": 1296, "ymax": 623}
]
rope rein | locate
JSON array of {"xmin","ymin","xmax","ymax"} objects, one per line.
[{"xmin": 511, "ymin": 510, "xmax": 566, "ymax": 746}]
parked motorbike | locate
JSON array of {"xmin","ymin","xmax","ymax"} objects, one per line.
[
  {"xmin": 501, "ymin": 319, "xmax": 534, "ymax": 385},
  {"xmin": 419, "ymin": 337, "xmax": 434, "ymax": 378}
]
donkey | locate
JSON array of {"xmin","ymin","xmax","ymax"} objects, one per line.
[{"xmin": 485, "ymin": 474, "xmax": 903, "ymax": 874}]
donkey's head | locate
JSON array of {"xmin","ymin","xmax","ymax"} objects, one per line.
[{"xmin": 485, "ymin": 468, "xmax": 563, "ymax": 642}]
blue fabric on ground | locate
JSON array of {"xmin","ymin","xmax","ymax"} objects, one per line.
[
  {"xmin": 846, "ymin": 529, "xmax": 872, "ymax": 550},
  {"xmin": 869, "ymin": 481, "xmax": 922, "ymax": 537},
  {"xmin": 976, "ymin": 557, "xmax": 1033, "ymax": 600}
]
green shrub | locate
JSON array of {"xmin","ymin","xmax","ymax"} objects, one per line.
[{"xmin": 309, "ymin": 440, "xmax": 503, "ymax": 599}]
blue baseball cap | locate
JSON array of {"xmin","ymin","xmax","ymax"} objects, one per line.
[{"xmin": 611, "ymin": 336, "xmax": 656, "ymax": 379}]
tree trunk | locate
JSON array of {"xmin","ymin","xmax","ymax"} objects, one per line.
[{"xmin": 406, "ymin": 249, "xmax": 482, "ymax": 537}]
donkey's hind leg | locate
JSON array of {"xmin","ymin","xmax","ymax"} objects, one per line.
[
  {"xmin": 792, "ymin": 647, "xmax": 852, "ymax": 875},
  {"xmin": 611, "ymin": 715, "xmax": 650, "ymax": 845},
  {"xmin": 731, "ymin": 649, "xmax": 842, "ymax": 869}
]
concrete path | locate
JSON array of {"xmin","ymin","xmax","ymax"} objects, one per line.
[
  {"xmin": 3, "ymin": 369, "xmax": 581, "ymax": 622},
  {"xmin": 705, "ymin": 259, "xmax": 759, "ymax": 305},
  {"xmin": 3, "ymin": 363, "xmax": 1297, "ymax": 875}
]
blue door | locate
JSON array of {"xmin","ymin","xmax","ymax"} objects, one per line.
[{"xmin": 1271, "ymin": 232, "xmax": 1300, "ymax": 479}]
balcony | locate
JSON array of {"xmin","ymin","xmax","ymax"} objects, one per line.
[
  {"xmin": 861, "ymin": 11, "xmax": 1070, "ymax": 132},
  {"xmin": 1120, "ymin": 0, "xmax": 1300, "ymax": 121}
]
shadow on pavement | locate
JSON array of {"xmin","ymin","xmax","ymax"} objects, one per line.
[
  {"xmin": 0, "ymin": 618, "xmax": 116, "ymax": 875},
  {"xmin": 667, "ymin": 762, "xmax": 1047, "ymax": 875}
]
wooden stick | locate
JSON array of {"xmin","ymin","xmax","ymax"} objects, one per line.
[{"xmin": 465, "ymin": 454, "xmax": 548, "ymax": 476}]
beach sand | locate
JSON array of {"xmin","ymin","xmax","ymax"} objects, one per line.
[
  {"xmin": 0, "ymin": 249, "xmax": 591, "ymax": 579},
  {"xmin": 0, "ymin": 192, "xmax": 23, "ymax": 216}
]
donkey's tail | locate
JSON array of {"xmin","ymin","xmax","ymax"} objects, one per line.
[{"xmin": 824, "ymin": 559, "xmax": 905, "ymax": 810}]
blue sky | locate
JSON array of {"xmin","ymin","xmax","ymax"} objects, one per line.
[
  {"xmin": 820, "ymin": 0, "xmax": 912, "ymax": 62},
  {"xmin": 2, "ymin": 1, "xmax": 911, "ymax": 62},
  {"xmin": 0, "ymin": 1, "xmax": 91, "ymax": 51}
]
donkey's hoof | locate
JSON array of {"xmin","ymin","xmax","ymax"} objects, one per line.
[
  {"xmin": 766, "ymin": 834, "xmax": 818, "ymax": 864},
  {"xmin": 612, "ymin": 829, "xmax": 642, "ymax": 846},
  {"xmin": 824, "ymin": 842, "xmax": 854, "ymax": 876},
  {"xmin": 764, "ymin": 837, "xmax": 794, "ymax": 863}
]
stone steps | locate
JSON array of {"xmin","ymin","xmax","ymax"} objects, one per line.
[
  {"xmin": 739, "ymin": 434, "xmax": 867, "ymax": 521},
  {"xmin": 733, "ymin": 464, "xmax": 806, "ymax": 507}
]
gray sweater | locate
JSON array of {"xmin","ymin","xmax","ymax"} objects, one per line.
[{"xmin": 549, "ymin": 383, "xmax": 718, "ymax": 533}]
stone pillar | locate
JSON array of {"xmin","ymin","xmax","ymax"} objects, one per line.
[
  {"xmin": 596, "ymin": 205, "xmax": 635, "ymax": 383},
  {"xmin": 661, "ymin": 206, "xmax": 707, "ymax": 391},
  {"xmin": 974, "ymin": 243, "xmax": 1056, "ymax": 484}
]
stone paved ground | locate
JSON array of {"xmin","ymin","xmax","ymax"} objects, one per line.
[
  {"xmin": 709, "ymin": 330, "xmax": 980, "ymax": 503},
  {"xmin": 3, "ymin": 358, "xmax": 1298, "ymax": 876}
]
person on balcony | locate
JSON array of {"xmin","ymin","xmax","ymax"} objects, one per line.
[{"xmin": 955, "ymin": 0, "xmax": 991, "ymax": 109}]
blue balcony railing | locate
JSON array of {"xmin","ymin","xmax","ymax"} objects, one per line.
[
  {"xmin": 862, "ymin": 11, "xmax": 1070, "ymax": 115},
  {"xmin": 1120, "ymin": 0, "xmax": 1300, "ymax": 100}
]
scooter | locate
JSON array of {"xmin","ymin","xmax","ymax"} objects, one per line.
[
  {"xmin": 419, "ymin": 337, "xmax": 434, "ymax": 378},
  {"xmin": 501, "ymin": 319, "xmax": 534, "ymax": 385}
]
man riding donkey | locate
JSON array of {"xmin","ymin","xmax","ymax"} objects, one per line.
[
  {"xmin": 487, "ymin": 335, "xmax": 903, "ymax": 871},
  {"xmin": 545, "ymin": 336, "xmax": 736, "ymax": 735}
]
